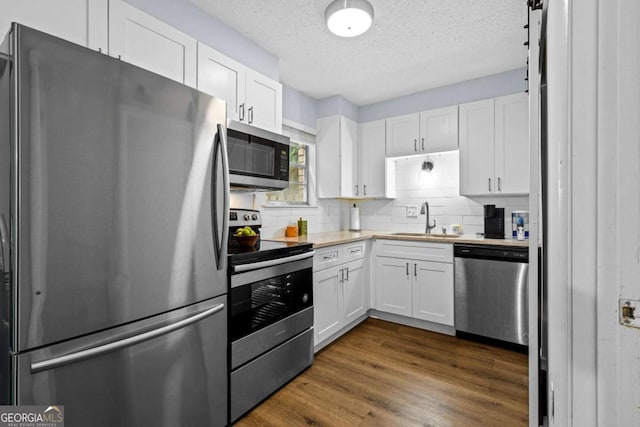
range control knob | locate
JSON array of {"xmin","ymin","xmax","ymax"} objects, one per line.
[
  {"xmin": 302, "ymin": 293, "xmax": 309, "ymax": 304},
  {"xmin": 243, "ymin": 214, "xmax": 251, "ymax": 221},
  {"xmin": 251, "ymin": 214, "xmax": 259, "ymax": 220}
]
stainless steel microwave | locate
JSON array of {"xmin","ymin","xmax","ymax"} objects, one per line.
[{"xmin": 226, "ymin": 120, "xmax": 290, "ymax": 191}]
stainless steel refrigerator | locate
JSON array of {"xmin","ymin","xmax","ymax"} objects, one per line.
[{"xmin": 0, "ymin": 24, "xmax": 230, "ymax": 426}]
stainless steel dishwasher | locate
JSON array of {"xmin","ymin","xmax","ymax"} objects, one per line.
[{"xmin": 454, "ymin": 244, "xmax": 529, "ymax": 346}]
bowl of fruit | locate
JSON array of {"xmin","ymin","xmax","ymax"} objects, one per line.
[{"xmin": 234, "ymin": 226, "xmax": 259, "ymax": 247}]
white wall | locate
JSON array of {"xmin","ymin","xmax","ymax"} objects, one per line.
[
  {"xmin": 358, "ymin": 152, "xmax": 528, "ymax": 237},
  {"xmin": 230, "ymin": 193, "xmax": 350, "ymax": 238}
]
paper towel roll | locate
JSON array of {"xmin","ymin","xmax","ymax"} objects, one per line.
[{"xmin": 350, "ymin": 206, "xmax": 361, "ymax": 231}]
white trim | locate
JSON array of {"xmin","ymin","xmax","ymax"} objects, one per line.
[
  {"xmin": 282, "ymin": 118, "xmax": 317, "ymax": 136},
  {"xmin": 546, "ymin": 0, "xmax": 571, "ymax": 425}
]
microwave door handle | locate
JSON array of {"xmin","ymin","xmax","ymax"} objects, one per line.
[{"xmin": 213, "ymin": 123, "xmax": 230, "ymax": 270}]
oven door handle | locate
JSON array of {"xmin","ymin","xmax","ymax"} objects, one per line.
[{"xmin": 233, "ymin": 250, "xmax": 316, "ymax": 273}]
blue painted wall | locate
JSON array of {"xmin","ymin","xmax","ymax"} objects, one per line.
[
  {"xmin": 124, "ymin": 0, "xmax": 279, "ymax": 80},
  {"xmin": 282, "ymin": 85, "xmax": 319, "ymax": 130},
  {"xmin": 317, "ymin": 95, "xmax": 359, "ymax": 122},
  {"xmin": 359, "ymin": 68, "xmax": 527, "ymax": 122}
]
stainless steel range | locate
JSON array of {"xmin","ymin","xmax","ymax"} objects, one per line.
[{"xmin": 227, "ymin": 209, "xmax": 315, "ymax": 423}]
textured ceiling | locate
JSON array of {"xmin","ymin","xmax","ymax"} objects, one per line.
[{"xmin": 189, "ymin": 0, "xmax": 528, "ymax": 106}]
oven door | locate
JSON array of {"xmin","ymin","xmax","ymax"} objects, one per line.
[
  {"xmin": 226, "ymin": 121, "xmax": 289, "ymax": 190},
  {"xmin": 230, "ymin": 255, "xmax": 313, "ymax": 368}
]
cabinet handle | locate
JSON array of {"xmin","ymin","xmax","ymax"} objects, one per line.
[
  {"xmin": 323, "ymin": 254, "xmax": 336, "ymax": 260},
  {"xmin": 248, "ymin": 106, "xmax": 254, "ymax": 124},
  {"xmin": 414, "ymin": 263, "xmax": 417, "ymax": 277},
  {"xmin": 421, "ymin": 137, "xmax": 425, "ymax": 151},
  {"xmin": 406, "ymin": 262, "xmax": 409, "ymax": 276},
  {"xmin": 340, "ymin": 268, "xmax": 344, "ymax": 283},
  {"xmin": 350, "ymin": 248, "xmax": 361, "ymax": 254},
  {"xmin": 497, "ymin": 177, "xmax": 502, "ymax": 191},
  {"xmin": 355, "ymin": 184, "xmax": 359, "ymax": 195},
  {"xmin": 414, "ymin": 139, "xmax": 417, "ymax": 152},
  {"xmin": 239, "ymin": 103, "xmax": 245, "ymax": 121},
  {"xmin": 363, "ymin": 184, "xmax": 367, "ymax": 196},
  {"xmin": 488, "ymin": 178, "xmax": 492, "ymax": 192},
  {"xmin": 345, "ymin": 267, "xmax": 349, "ymax": 281}
]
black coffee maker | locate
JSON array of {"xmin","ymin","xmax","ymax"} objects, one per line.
[{"xmin": 484, "ymin": 204, "xmax": 505, "ymax": 239}]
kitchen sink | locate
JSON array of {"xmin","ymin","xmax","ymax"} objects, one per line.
[{"xmin": 391, "ymin": 232, "xmax": 460, "ymax": 238}]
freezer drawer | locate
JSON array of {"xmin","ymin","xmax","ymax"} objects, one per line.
[{"xmin": 14, "ymin": 296, "xmax": 228, "ymax": 427}]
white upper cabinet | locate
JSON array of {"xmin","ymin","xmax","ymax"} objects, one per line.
[
  {"xmin": 197, "ymin": 43, "xmax": 245, "ymax": 122},
  {"xmin": 197, "ymin": 43, "xmax": 282, "ymax": 133},
  {"xmin": 419, "ymin": 105, "xmax": 459, "ymax": 153},
  {"xmin": 1, "ymin": 0, "xmax": 107, "ymax": 51},
  {"xmin": 244, "ymin": 68, "xmax": 283, "ymax": 133},
  {"xmin": 317, "ymin": 115, "xmax": 357, "ymax": 198},
  {"xmin": 459, "ymin": 98, "xmax": 495, "ymax": 195},
  {"xmin": 386, "ymin": 112, "xmax": 420, "ymax": 157},
  {"xmin": 109, "ymin": 0, "xmax": 197, "ymax": 87},
  {"xmin": 386, "ymin": 106, "xmax": 458, "ymax": 157},
  {"xmin": 359, "ymin": 120, "xmax": 395, "ymax": 198},
  {"xmin": 495, "ymin": 93, "xmax": 529, "ymax": 194},
  {"xmin": 459, "ymin": 93, "xmax": 529, "ymax": 196}
]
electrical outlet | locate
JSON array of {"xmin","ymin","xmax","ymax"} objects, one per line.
[{"xmin": 406, "ymin": 205, "xmax": 418, "ymax": 217}]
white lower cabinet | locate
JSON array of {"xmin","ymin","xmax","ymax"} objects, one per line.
[
  {"xmin": 313, "ymin": 243, "xmax": 367, "ymax": 346},
  {"xmin": 374, "ymin": 240, "xmax": 454, "ymax": 327},
  {"xmin": 375, "ymin": 257, "xmax": 412, "ymax": 316},
  {"xmin": 412, "ymin": 260, "xmax": 454, "ymax": 325}
]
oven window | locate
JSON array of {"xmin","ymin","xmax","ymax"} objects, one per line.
[
  {"xmin": 227, "ymin": 134, "xmax": 275, "ymax": 177},
  {"xmin": 230, "ymin": 268, "xmax": 312, "ymax": 341}
]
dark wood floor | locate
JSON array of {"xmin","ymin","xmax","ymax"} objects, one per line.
[{"xmin": 235, "ymin": 318, "xmax": 528, "ymax": 426}]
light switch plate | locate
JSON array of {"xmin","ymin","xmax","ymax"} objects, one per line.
[{"xmin": 406, "ymin": 205, "xmax": 418, "ymax": 217}]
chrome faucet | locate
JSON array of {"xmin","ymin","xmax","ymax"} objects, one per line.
[{"xmin": 420, "ymin": 201, "xmax": 437, "ymax": 234}]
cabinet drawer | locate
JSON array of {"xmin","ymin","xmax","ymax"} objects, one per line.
[
  {"xmin": 343, "ymin": 242, "xmax": 366, "ymax": 262},
  {"xmin": 375, "ymin": 239, "xmax": 453, "ymax": 263},
  {"xmin": 314, "ymin": 246, "xmax": 343, "ymax": 271}
]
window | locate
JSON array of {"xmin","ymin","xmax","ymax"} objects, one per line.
[{"xmin": 265, "ymin": 125, "xmax": 314, "ymax": 205}]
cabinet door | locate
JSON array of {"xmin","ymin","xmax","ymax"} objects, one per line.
[
  {"xmin": 342, "ymin": 259, "xmax": 366, "ymax": 324},
  {"xmin": 412, "ymin": 261, "xmax": 454, "ymax": 326},
  {"xmin": 317, "ymin": 115, "xmax": 357, "ymax": 198},
  {"xmin": 375, "ymin": 257, "xmax": 412, "ymax": 316},
  {"xmin": 385, "ymin": 113, "xmax": 420, "ymax": 157},
  {"xmin": 109, "ymin": 0, "xmax": 197, "ymax": 87},
  {"xmin": 317, "ymin": 115, "xmax": 341, "ymax": 198},
  {"xmin": 313, "ymin": 267, "xmax": 343, "ymax": 345},
  {"xmin": 245, "ymin": 68, "xmax": 283, "ymax": 133},
  {"xmin": 339, "ymin": 116, "xmax": 358, "ymax": 198},
  {"xmin": 495, "ymin": 92, "xmax": 529, "ymax": 194},
  {"xmin": 459, "ymin": 99, "xmax": 495, "ymax": 195},
  {"xmin": 1, "ymin": 0, "xmax": 107, "ymax": 51},
  {"xmin": 419, "ymin": 105, "xmax": 459, "ymax": 153},
  {"xmin": 197, "ymin": 43, "xmax": 246, "ymax": 122},
  {"xmin": 359, "ymin": 119, "xmax": 387, "ymax": 197}
]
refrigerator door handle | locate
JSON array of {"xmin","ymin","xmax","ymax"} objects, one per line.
[
  {"xmin": 30, "ymin": 303, "xmax": 225, "ymax": 374},
  {"xmin": 0, "ymin": 214, "xmax": 8, "ymax": 274},
  {"xmin": 213, "ymin": 123, "xmax": 230, "ymax": 271}
]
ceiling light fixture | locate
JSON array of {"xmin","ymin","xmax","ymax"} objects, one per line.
[{"xmin": 325, "ymin": 0, "xmax": 374, "ymax": 38}]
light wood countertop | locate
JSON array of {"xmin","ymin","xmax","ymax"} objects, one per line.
[{"xmin": 265, "ymin": 230, "xmax": 530, "ymax": 249}]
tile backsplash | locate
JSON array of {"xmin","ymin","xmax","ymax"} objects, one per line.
[
  {"xmin": 358, "ymin": 152, "xmax": 528, "ymax": 237},
  {"xmin": 234, "ymin": 150, "xmax": 528, "ymax": 239}
]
